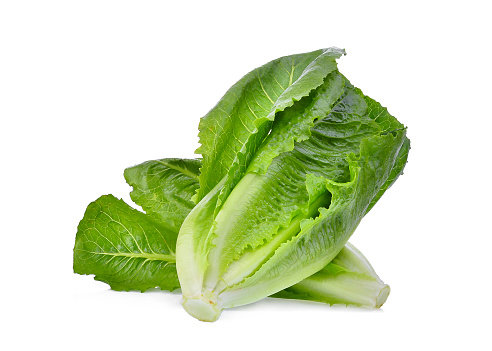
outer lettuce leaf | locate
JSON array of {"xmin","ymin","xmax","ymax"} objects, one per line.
[
  {"xmin": 177, "ymin": 49, "xmax": 409, "ymax": 321},
  {"xmin": 73, "ymin": 195, "xmax": 179, "ymax": 292},
  {"xmin": 366, "ymin": 136, "xmax": 410, "ymax": 213}
]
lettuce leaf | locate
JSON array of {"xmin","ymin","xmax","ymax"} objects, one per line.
[
  {"xmin": 124, "ymin": 158, "xmax": 200, "ymax": 233},
  {"xmin": 73, "ymin": 194, "xmax": 179, "ymax": 292}
]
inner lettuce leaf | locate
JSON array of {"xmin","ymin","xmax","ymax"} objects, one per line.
[
  {"xmin": 74, "ymin": 157, "xmax": 402, "ymax": 308},
  {"xmin": 176, "ymin": 48, "xmax": 409, "ymax": 321}
]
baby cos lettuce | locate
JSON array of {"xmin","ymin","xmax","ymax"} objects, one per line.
[{"xmin": 73, "ymin": 48, "xmax": 409, "ymax": 322}]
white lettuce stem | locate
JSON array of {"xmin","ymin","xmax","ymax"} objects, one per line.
[
  {"xmin": 181, "ymin": 290, "xmax": 222, "ymax": 322},
  {"xmin": 176, "ymin": 178, "xmax": 226, "ymax": 299}
]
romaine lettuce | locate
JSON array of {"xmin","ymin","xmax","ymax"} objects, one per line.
[{"xmin": 73, "ymin": 48, "xmax": 409, "ymax": 322}]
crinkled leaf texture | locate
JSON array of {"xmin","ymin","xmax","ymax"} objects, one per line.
[
  {"xmin": 195, "ymin": 48, "xmax": 346, "ymax": 203},
  {"xmin": 74, "ymin": 158, "xmax": 394, "ymax": 311},
  {"xmin": 176, "ymin": 48, "xmax": 409, "ymax": 321},
  {"xmin": 124, "ymin": 158, "xmax": 201, "ymax": 233}
]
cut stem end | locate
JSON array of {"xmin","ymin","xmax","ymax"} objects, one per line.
[
  {"xmin": 181, "ymin": 292, "xmax": 222, "ymax": 322},
  {"xmin": 375, "ymin": 284, "xmax": 390, "ymax": 308}
]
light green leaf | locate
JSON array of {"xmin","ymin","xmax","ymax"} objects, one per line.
[{"xmin": 246, "ymin": 71, "xmax": 346, "ymax": 174}]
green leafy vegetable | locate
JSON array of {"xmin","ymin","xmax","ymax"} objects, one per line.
[
  {"xmin": 73, "ymin": 48, "xmax": 409, "ymax": 322},
  {"xmin": 176, "ymin": 48, "xmax": 409, "ymax": 321}
]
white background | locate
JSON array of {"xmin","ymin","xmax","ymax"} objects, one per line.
[{"xmin": 1, "ymin": 1, "xmax": 491, "ymax": 350}]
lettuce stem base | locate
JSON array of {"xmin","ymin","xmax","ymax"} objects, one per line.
[{"xmin": 181, "ymin": 291, "xmax": 222, "ymax": 322}]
